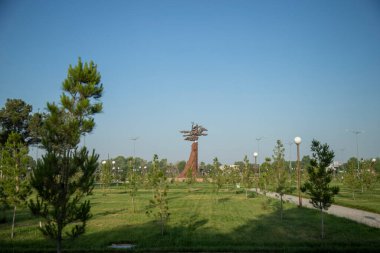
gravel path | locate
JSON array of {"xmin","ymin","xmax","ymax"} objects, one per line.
[{"xmin": 256, "ymin": 189, "xmax": 380, "ymax": 228}]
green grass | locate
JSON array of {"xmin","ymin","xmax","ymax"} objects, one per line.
[
  {"xmin": 332, "ymin": 181, "xmax": 380, "ymax": 214},
  {"xmin": 1, "ymin": 183, "xmax": 380, "ymax": 252}
]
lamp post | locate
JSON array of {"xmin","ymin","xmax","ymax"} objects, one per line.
[
  {"xmin": 255, "ymin": 137, "xmax": 263, "ymax": 165},
  {"xmin": 253, "ymin": 152, "xmax": 259, "ymax": 177},
  {"xmin": 348, "ymin": 130, "xmax": 363, "ymax": 173},
  {"xmin": 294, "ymin": 136, "xmax": 302, "ymax": 207}
]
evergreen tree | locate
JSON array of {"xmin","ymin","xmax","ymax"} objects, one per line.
[
  {"xmin": 28, "ymin": 58, "xmax": 103, "ymax": 253},
  {"xmin": 301, "ymin": 139, "xmax": 339, "ymax": 239},
  {"xmin": 1, "ymin": 132, "xmax": 31, "ymax": 238}
]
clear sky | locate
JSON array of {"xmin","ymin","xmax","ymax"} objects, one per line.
[{"xmin": 1, "ymin": 0, "xmax": 379, "ymax": 164}]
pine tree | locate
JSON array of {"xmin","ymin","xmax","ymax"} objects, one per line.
[
  {"xmin": 301, "ymin": 139, "xmax": 339, "ymax": 239},
  {"xmin": 28, "ymin": 58, "xmax": 103, "ymax": 253}
]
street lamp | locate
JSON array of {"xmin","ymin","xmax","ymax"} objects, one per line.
[
  {"xmin": 294, "ymin": 136, "xmax": 302, "ymax": 207},
  {"xmin": 255, "ymin": 137, "xmax": 264, "ymax": 165},
  {"xmin": 348, "ymin": 130, "xmax": 363, "ymax": 173},
  {"xmin": 253, "ymin": 152, "xmax": 259, "ymax": 177}
]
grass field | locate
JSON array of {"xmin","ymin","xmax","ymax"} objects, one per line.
[
  {"xmin": 332, "ymin": 181, "xmax": 380, "ymax": 214},
  {"xmin": 1, "ymin": 183, "xmax": 380, "ymax": 252}
]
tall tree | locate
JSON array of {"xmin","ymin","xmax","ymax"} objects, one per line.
[
  {"xmin": 301, "ymin": 139, "xmax": 339, "ymax": 239},
  {"xmin": 1, "ymin": 132, "xmax": 31, "ymax": 238},
  {"xmin": 28, "ymin": 58, "xmax": 103, "ymax": 253}
]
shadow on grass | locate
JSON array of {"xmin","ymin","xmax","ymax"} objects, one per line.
[
  {"xmin": 73, "ymin": 207, "xmax": 380, "ymax": 252},
  {"xmin": 93, "ymin": 208, "xmax": 128, "ymax": 218},
  {"xmin": 2, "ymin": 204, "xmax": 380, "ymax": 252},
  {"xmin": 217, "ymin": 197, "xmax": 230, "ymax": 203}
]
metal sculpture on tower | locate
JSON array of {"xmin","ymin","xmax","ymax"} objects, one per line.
[{"xmin": 178, "ymin": 123, "xmax": 208, "ymax": 178}]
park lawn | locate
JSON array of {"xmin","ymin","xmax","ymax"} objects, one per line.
[
  {"xmin": 0, "ymin": 183, "xmax": 379, "ymax": 252},
  {"xmin": 332, "ymin": 181, "xmax": 380, "ymax": 214}
]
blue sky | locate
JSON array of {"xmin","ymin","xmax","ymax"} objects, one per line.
[{"xmin": 1, "ymin": 0, "xmax": 379, "ymax": 164}]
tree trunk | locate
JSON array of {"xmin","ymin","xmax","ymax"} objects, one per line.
[
  {"xmin": 245, "ymin": 189, "xmax": 248, "ymax": 199},
  {"xmin": 132, "ymin": 195, "xmax": 135, "ymax": 213},
  {"xmin": 321, "ymin": 208, "xmax": 324, "ymax": 239},
  {"xmin": 57, "ymin": 223, "xmax": 62, "ymax": 253},
  {"xmin": 11, "ymin": 205, "xmax": 16, "ymax": 239},
  {"xmin": 161, "ymin": 218, "xmax": 164, "ymax": 236},
  {"xmin": 57, "ymin": 238, "xmax": 62, "ymax": 253},
  {"xmin": 280, "ymin": 195, "xmax": 283, "ymax": 221},
  {"xmin": 352, "ymin": 190, "xmax": 355, "ymax": 200}
]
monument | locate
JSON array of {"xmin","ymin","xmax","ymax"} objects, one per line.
[{"xmin": 178, "ymin": 123, "xmax": 208, "ymax": 178}]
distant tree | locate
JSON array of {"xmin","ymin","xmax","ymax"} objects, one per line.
[
  {"xmin": 241, "ymin": 155, "xmax": 254, "ymax": 198},
  {"xmin": 0, "ymin": 98, "xmax": 42, "ymax": 146},
  {"xmin": 210, "ymin": 157, "xmax": 224, "ymax": 200},
  {"xmin": 301, "ymin": 139, "xmax": 339, "ymax": 239},
  {"xmin": 229, "ymin": 166, "xmax": 241, "ymax": 192},
  {"xmin": 128, "ymin": 163, "xmax": 141, "ymax": 213},
  {"xmin": 28, "ymin": 58, "xmax": 103, "ymax": 253},
  {"xmin": 100, "ymin": 160, "xmax": 113, "ymax": 193},
  {"xmin": 146, "ymin": 154, "xmax": 170, "ymax": 235},
  {"xmin": 147, "ymin": 155, "xmax": 161, "ymax": 197},
  {"xmin": 259, "ymin": 157, "xmax": 272, "ymax": 194},
  {"xmin": 272, "ymin": 140, "xmax": 293, "ymax": 220},
  {"xmin": 343, "ymin": 158, "xmax": 361, "ymax": 199},
  {"xmin": 355, "ymin": 159, "xmax": 376, "ymax": 193},
  {"xmin": 176, "ymin": 160, "xmax": 186, "ymax": 173},
  {"xmin": 186, "ymin": 167, "xmax": 196, "ymax": 192},
  {"xmin": 1, "ymin": 132, "xmax": 31, "ymax": 238}
]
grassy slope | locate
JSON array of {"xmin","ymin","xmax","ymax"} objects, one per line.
[{"xmin": 0, "ymin": 183, "xmax": 380, "ymax": 252}]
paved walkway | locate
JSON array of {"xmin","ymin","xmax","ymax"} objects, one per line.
[{"xmin": 255, "ymin": 189, "xmax": 380, "ymax": 228}]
